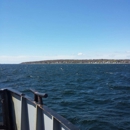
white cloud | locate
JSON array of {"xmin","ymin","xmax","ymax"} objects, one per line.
[
  {"xmin": 84, "ymin": 51, "xmax": 130, "ymax": 59},
  {"xmin": 0, "ymin": 55, "xmax": 32, "ymax": 64},
  {"xmin": 77, "ymin": 52, "xmax": 83, "ymax": 56},
  {"xmin": 0, "ymin": 51, "xmax": 130, "ymax": 64},
  {"xmin": 0, "ymin": 55, "xmax": 76, "ymax": 64}
]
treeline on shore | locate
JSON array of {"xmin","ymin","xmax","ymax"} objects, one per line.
[{"xmin": 21, "ymin": 59, "xmax": 130, "ymax": 64}]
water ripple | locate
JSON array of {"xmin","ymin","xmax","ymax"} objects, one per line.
[{"xmin": 0, "ymin": 64, "xmax": 130, "ymax": 129}]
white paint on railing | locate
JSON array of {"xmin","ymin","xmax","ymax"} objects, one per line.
[
  {"xmin": 43, "ymin": 111, "xmax": 53, "ymax": 130},
  {"xmin": 9, "ymin": 92, "xmax": 76, "ymax": 130},
  {"xmin": 11, "ymin": 93, "xmax": 21, "ymax": 130},
  {"xmin": 27, "ymin": 100, "xmax": 36, "ymax": 130}
]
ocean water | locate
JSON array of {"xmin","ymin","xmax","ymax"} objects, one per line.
[{"xmin": 0, "ymin": 64, "xmax": 130, "ymax": 130}]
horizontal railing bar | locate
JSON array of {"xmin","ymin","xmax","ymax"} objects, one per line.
[
  {"xmin": 0, "ymin": 88, "xmax": 80, "ymax": 130},
  {"xmin": 30, "ymin": 89, "xmax": 48, "ymax": 98}
]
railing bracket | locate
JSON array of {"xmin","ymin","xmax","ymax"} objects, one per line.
[{"xmin": 30, "ymin": 89, "xmax": 48, "ymax": 105}]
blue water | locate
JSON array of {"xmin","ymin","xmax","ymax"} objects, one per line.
[{"xmin": 0, "ymin": 64, "xmax": 130, "ymax": 130}]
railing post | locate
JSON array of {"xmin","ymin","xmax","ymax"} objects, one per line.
[{"xmin": 30, "ymin": 89, "xmax": 48, "ymax": 105}]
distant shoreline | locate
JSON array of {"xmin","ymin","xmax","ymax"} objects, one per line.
[{"xmin": 21, "ymin": 59, "xmax": 130, "ymax": 64}]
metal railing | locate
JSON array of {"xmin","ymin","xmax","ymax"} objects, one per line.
[{"xmin": 0, "ymin": 88, "xmax": 79, "ymax": 130}]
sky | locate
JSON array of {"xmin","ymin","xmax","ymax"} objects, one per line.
[{"xmin": 0, "ymin": 0, "xmax": 130, "ymax": 63}]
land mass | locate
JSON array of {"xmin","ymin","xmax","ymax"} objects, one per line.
[{"xmin": 21, "ymin": 59, "xmax": 130, "ymax": 64}]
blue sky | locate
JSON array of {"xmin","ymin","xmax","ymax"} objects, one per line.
[{"xmin": 0, "ymin": 0, "xmax": 130, "ymax": 63}]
